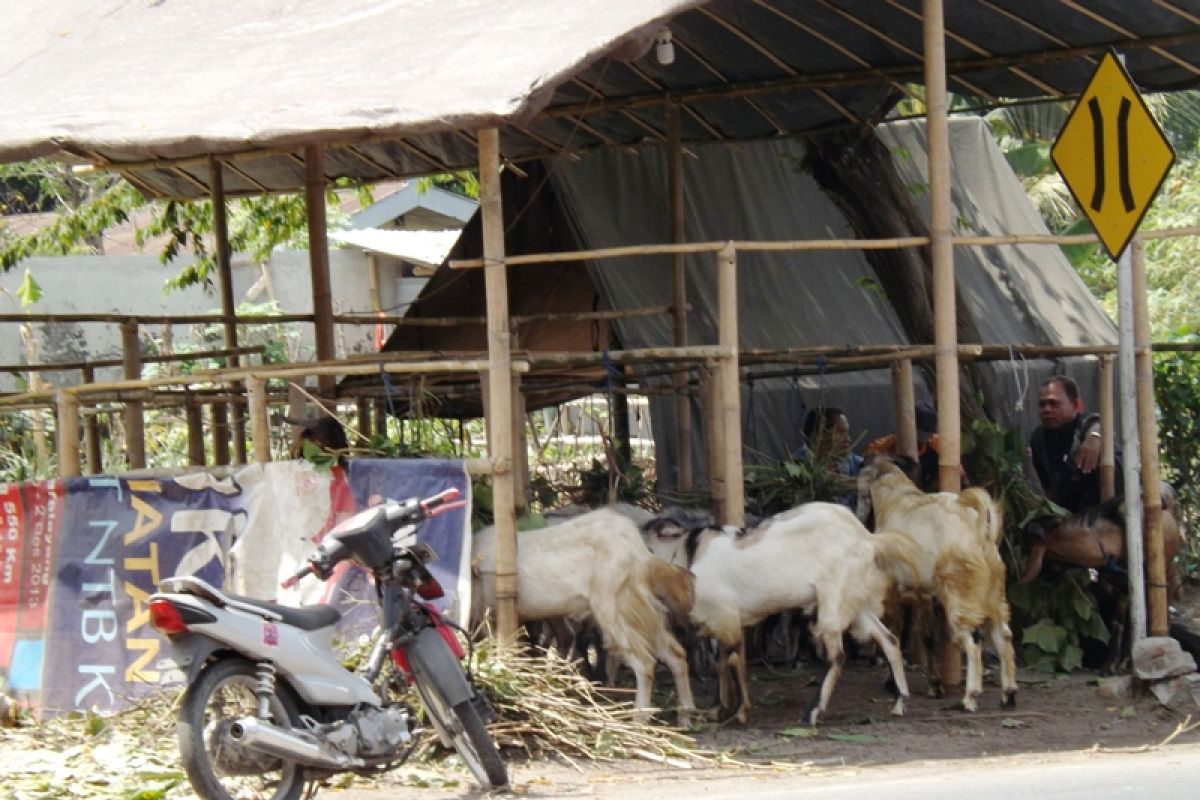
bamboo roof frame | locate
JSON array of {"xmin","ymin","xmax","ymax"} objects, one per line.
[{"xmin": 5, "ymin": 0, "xmax": 1199, "ymax": 642}]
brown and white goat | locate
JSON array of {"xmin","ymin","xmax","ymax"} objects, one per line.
[
  {"xmin": 645, "ymin": 503, "xmax": 913, "ymax": 726},
  {"xmin": 856, "ymin": 454, "xmax": 1018, "ymax": 712},
  {"xmin": 1019, "ymin": 491, "xmax": 1182, "ymax": 590},
  {"xmin": 1020, "ymin": 490, "xmax": 1184, "ymax": 672},
  {"xmin": 471, "ymin": 508, "xmax": 696, "ymax": 726}
]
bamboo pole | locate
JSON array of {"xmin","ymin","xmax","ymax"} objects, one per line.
[
  {"xmin": 306, "ymin": 145, "xmax": 337, "ymax": 396},
  {"xmin": 0, "ymin": 312, "xmax": 315, "ymax": 325},
  {"xmin": 1132, "ymin": 240, "xmax": 1167, "ymax": 636},
  {"xmin": 56, "ymin": 389, "xmax": 81, "ymax": 478},
  {"xmin": 212, "ymin": 157, "xmax": 246, "ymax": 465},
  {"xmin": 700, "ymin": 364, "xmax": 724, "ymax": 518},
  {"xmin": 892, "ymin": 359, "xmax": 918, "ymax": 460},
  {"xmin": 185, "ymin": 392, "xmax": 206, "ymax": 466},
  {"xmin": 247, "ymin": 376, "xmax": 271, "ymax": 464},
  {"xmin": 925, "ymin": 0, "xmax": 962, "ymax": 691},
  {"xmin": 446, "ymin": 226, "xmax": 1200, "ymax": 272},
  {"xmin": 212, "ymin": 401, "xmax": 230, "ymax": 466},
  {"xmin": 0, "ymin": 346, "xmax": 267, "ymax": 375},
  {"xmin": 667, "ymin": 103, "xmax": 693, "ymax": 497},
  {"xmin": 374, "ymin": 397, "xmax": 389, "ymax": 438},
  {"xmin": 479, "ymin": 128, "xmax": 519, "ymax": 645},
  {"xmin": 121, "ymin": 320, "xmax": 146, "ymax": 469},
  {"xmin": 81, "ymin": 365, "xmax": 102, "ymax": 474},
  {"xmin": 512, "ymin": 374, "xmax": 529, "ymax": 515},
  {"xmin": 924, "ymin": 0, "xmax": 960, "ymax": 496},
  {"xmin": 717, "ymin": 244, "xmax": 744, "ymax": 527},
  {"xmin": 1098, "ymin": 355, "xmax": 1116, "ymax": 501},
  {"xmin": 356, "ymin": 397, "xmax": 372, "ymax": 443}
]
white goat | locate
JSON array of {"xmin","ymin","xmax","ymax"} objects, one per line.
[
  {"xmin": 856, "ymin": 454, "xmax": 1017, "ymax": 712},
  {"xmin": 472, "ymin": 508, "xmax": 696, "ymax": 726},
  {"xmin": 645, "ymin": 503, "xmax": 913, "ymax": 726}
]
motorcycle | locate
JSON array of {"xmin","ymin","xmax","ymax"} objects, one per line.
[{"xmin": 148, "ymin": 487, "xmax": 508, "ymax": 800}]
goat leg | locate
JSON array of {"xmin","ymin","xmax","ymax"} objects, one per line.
[
  {"xmin": 656, "ymin": 631, "xmax": 696, "ymax": 729},
  {"xmin": 626, "ymin": 652, "xmax": 655, "ymax": 723},
  {"xmin": 716, "ymin": 643, "xmax": 734, "ymax": 716},
  {"xmin": 864, "ymin": 612, "xmax": 909, "ymax": 717},
  {"xmin": 958, "ymin": 628, "xmax": 982, "ymax": 712},
  {"xmin": 989, "ymin": 616, "xmax": 1018, "ymax": 709},
  {"xmin": 806, "ymin": 632, "xmax": 846, "ymax": 727},
  {"xmin": 731, "ymin": 638, "xmax": 752, "ymax": 725}
]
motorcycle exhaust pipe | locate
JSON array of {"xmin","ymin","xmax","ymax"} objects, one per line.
[{"xmin": 229, "ymin": 717, "xmax": 364, "ymax": 770}]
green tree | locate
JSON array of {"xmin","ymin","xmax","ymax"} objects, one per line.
[{"xmin": 0, "ymin": 159, "xmax": 374, "ymax": 288}]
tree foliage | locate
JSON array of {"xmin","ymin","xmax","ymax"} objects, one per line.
[{"xmin": 0, "ymin": 159, "xmax": 375, "ymax": 289}]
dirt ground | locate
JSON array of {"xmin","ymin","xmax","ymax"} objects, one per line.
[
  {"xmin": 677, "ymin": 650, "xmax": 1196, "ymax": 767},
  {"xmin": 672, "ymin": 580, "xmax": 1200, "ymax": 767},
  {"xmin": 336, "ymin": 624, "xmax": 1200, "ymax": 800},
  {"xmin": 332, "ymin": 585, "xmax": 1200, "ymax": 800}
]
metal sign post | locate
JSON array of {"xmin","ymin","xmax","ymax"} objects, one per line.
[{"xmin": 1051, "ymin": 49, "xmax": 1176, "ymax": 644}]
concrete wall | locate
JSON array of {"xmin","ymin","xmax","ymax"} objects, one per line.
[{"xmin": 0, "ymin": 247, "xmax": 412, "ymax": 392}]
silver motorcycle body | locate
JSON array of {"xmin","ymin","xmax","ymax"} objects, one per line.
[
  {"xmin": 149, "ymin": 490, "xmax": 507, "ymax": 800},
  {"xmin": 157, "ymin": 576, "xmax": 380, "ymax": 707}
]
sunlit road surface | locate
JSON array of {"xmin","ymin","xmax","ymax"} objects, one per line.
[{"xmin": 330, "ymin": 740, "xmax": 1200, "ymax": 800}]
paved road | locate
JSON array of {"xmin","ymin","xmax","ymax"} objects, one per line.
[{"xmin": 329, "ymin": 741, "xmax": 1200, "ymax": 800}]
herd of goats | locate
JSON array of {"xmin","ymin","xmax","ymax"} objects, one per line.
[{"xmin": 469, "ymin": 453, "xmax": 1185, "ymax": 728}]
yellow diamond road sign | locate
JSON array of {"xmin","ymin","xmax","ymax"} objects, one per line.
[{"xmin": 1052, "ymin": 49, "xmax": 1176, "ymax": 261}]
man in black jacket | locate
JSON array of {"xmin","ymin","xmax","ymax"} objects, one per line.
[{"xmin": 1028, "ymin": 375, "xmax": 1120, "ymax": 513}]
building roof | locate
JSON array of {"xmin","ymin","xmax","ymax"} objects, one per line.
[{"xmin": 2, "ymin": 1, "xmax": 1199, "ymax": 199}]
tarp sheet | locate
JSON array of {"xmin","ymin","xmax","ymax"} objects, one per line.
[
  {"xmin": 0, "ymin": 459, "xmax": 471, "ymax": 716},
  {"xmin": 0, "ymin": 0, "xmax": 691, "ymax": 163},
  {"xmin": 549, "ymin": 117, "xmax": 1118, "ymax": 481}
]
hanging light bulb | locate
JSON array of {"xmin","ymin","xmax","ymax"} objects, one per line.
[{"xmin": 655, "ymin": 28, "xmax": 675, "ymax": 66}]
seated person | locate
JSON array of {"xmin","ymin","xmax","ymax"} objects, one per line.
[
  {"xmin": 865, "ymin": 400, "xmax": 942, "ymax": 491},
  {"xmin": 796, "ymin": 406, "xmax": 863, "ymax": 506},
  {"xmin": 1028, "ymin": 375, "xmax": 1121, "ymax": 516},
  {"xmin": 285, "ymin": 413, "xmax": 350, "ymax": 464}
]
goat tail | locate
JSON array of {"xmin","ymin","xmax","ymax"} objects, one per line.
[
  {"xmin": 643, "ymin": 556, "xmax": 695, "ymax": 617},
  {"xmin": 960, "ymin": 488, "xmax": 1003, "ymax": 545},
  {"xmin": 871, "ymin": 530, "xmax": 923, "ymax": 589}
]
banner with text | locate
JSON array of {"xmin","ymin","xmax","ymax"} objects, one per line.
[{"xmin": 0, "ymin": 459, "xmax": 470, "ymax": 716}]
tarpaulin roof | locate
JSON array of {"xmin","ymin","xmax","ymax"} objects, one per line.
[{"xmin": 3, "ymin": 1, "xmax": 1200, "ymax": 199}]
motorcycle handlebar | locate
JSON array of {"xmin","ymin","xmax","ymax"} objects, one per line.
[
  {"xmin": 281, "ymin": 488, "xmax": 463, "ymax": 589},
  {"xmin": 281, "ymin": 562, "xmax": 313, "ymax": 589},
  {"xmin": 421, "ymin": 487, "xmax": 463, "ymax": 517}
]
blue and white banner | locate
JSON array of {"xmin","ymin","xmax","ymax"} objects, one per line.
[{"xmin": 0, "ymin": 459, "xmax": 471, "ymax": 717}]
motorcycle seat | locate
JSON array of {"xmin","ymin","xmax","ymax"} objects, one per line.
[{"xmin": 224, "ymin": 592, "xmax": 343, "ymax": 631}]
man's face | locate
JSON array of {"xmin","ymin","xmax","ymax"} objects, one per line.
[{"xmin": 1038, "ymin": 382, "xmax": 1081, "ymax": 429}]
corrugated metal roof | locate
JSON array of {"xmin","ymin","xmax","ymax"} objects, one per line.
[
  {"xmin": 2, "ymin": 0, "xmax": 1199, "ymax": 199},
  {"xmin": 329, "ymin": 228, "xmax": 462, "ymax": 267}
]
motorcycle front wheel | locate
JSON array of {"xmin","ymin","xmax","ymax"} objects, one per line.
[
  {"xmin": 178, "ymin": 657, "xmax": 307, "ymax": 800},
  {"xmin": 415, "ymin": 680, "xmax": 508, "ymax": 789}
]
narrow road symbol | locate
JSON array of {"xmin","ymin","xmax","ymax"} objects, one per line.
[
  {"xmin": 1086, "ymin": 96, "xmax": 1135, "ymax": 215},
  {"xmin": 1051, "ymin": 48, "xmax": 1176, "ymax": 261}
]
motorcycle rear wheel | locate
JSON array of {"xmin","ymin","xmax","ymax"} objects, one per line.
[
  {"xmin": 415, "ymin": 681, "xmax": 508, "ymax": 789},
  {"xmin": 178, "ymin": 658, "xmax": 307, "ymax": 800}
]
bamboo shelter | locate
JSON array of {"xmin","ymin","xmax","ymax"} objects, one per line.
[{"xmin": 4, "ymin": 0, "xmax": 1200, "ymax": 643}]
